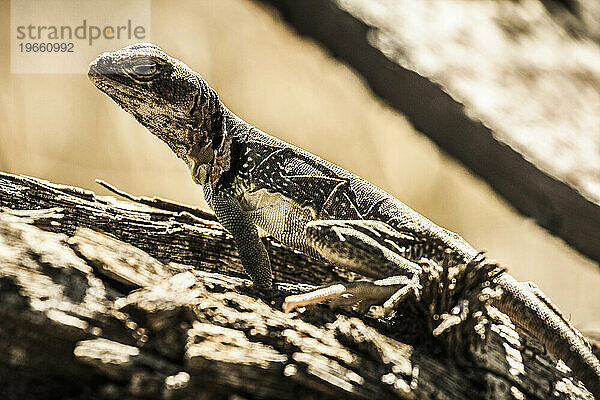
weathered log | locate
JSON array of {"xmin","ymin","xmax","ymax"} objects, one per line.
[{"xmin": 0, "ymin": 171, "xmax": 594, "ymax": 399}]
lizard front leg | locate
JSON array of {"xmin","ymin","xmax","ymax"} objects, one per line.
[
  {"xmin": 212, "ymin": 193, "xmax": 273, "ymax": 288},
  {"xmin": 283, "ymin": 220, "xmax": 422, "ymax": 313}
]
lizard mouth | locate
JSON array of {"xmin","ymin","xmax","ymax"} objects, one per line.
[
  {"xmin": 88, "ymin": 58, "xmax": 111, "ymax": 84},
  {"xmin": 88, "ymin": 60, "xmax": 144, "ymax": 103},
  {"xmin": 88, "ymin": 58, "xmax": 130, "ymax": 89}
]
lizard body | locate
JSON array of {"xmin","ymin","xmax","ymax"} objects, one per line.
[{"xmin": 89, "ymin": 43, "xmax": 600, "ymax": 396}]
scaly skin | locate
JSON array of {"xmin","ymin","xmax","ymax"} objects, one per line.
[{"xmin": 89, "ymin": 43, "xmax": 600, "ymax": 396}]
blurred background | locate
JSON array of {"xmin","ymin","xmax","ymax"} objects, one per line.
[{"xmin": 1, "ymin": 0, "xmax": 598, "ymax": 327}]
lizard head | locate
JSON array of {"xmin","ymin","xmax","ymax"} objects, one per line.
[{"xmin": 88, "ymin": 42, "xmax": 231, "ymax": 185}]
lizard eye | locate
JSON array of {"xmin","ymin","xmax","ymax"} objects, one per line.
[{"xmin": 129, "ymin": 57, "xmax": 159, "ymax": 79}]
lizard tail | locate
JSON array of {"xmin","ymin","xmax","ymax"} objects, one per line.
[{"xmin": 493, "ymin": 273, "xmax": 600, "ymax": 397}]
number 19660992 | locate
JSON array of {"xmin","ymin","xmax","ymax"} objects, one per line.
[{"xmin": 19, "ymin": 42, "xmax": 74, "ymax": 52}]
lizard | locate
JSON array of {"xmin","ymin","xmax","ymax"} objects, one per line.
[{"xmin": 88, "ymin": 42, "xmax": 600, "ymax": 397}]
